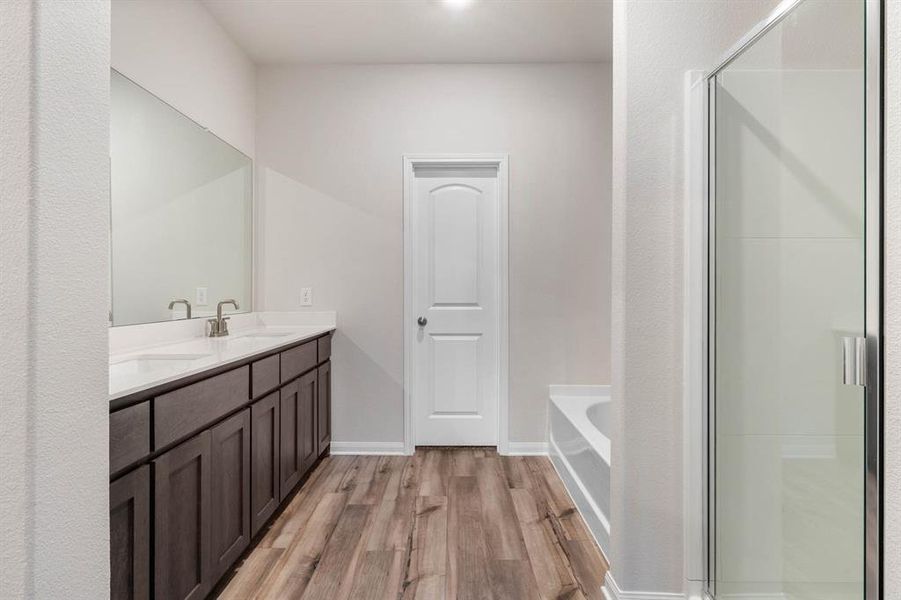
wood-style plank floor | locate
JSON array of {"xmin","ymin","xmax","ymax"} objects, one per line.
[{"xmin": 218, "ymin": 448, "xmax": 608, "ymax": 600}]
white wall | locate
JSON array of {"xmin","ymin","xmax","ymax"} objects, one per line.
[
  {"xmin": 256, "ymin": 63, "xmax": 612, "ymax": 446},
  {"xmin": 0, "ymin": 4, "xmax": 32, "ymax": 593},
  {"xmin": 111, "ymin": 0, "xmax": 256, "ymax": 157},
  {"xmin": 610, "ymin": 0, "xmax": 778, "ymax": 594},
  {"xmin": 0, "ymin": 1, "xmax": 110, "ymax": 598},
  {"xmin": 885, "ymin": 1, "xmax": 901, "ymax": 595}
]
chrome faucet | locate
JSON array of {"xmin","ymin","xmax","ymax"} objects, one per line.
[
  {"xmin": 208, "ymin": 299, "xmax": 239, "ymax": 337},
  {"xmin": 168, "ymin": 298, "xmax": 192, "ymax": 319}
]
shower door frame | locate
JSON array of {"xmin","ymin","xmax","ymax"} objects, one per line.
[{"xmin": 701, "ymin": 1, "xmax": 884, "ymax": 599}]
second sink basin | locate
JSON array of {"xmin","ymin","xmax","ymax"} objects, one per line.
[
  {"xmin": 239, "ymin": 333, "xmax": 293, "ymax": 340},
  {"xmin": 112, "ymin": 353, "xmax": 211, "ymax": 375}
]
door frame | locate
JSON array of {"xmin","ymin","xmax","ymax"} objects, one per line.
[
  {"xmin": 687, "ymin": 1, "xmax": 885, "ymax": 598},
  {"xmin": 402, "ymin": 154, "xmax": 510, "ymax": 455}
]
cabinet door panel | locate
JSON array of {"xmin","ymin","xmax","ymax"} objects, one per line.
[
  {"xmin": 110, "ymin": 466, "xmax": 150, "ymax": 600},
  {"xmin": 251, "ymin": 392, "xmax": 280, "ymax": 536},
  {"xmin": 317, "ymin": 361, "xmax": 331, "ymax": 455},
  {"xmin": 211, "ymin": 409, "xmax": 251, "ymax": 581},
  {"xmin": 279, "ymin": 380, "xmax": 301, "ymax": 499},
  {"xmin": 154, "ymin": 431, "xmax": 212, "ymax": 600},
  {"xmin": 298, "ymin": 370, "xmax": 318, "ymax": 474}
]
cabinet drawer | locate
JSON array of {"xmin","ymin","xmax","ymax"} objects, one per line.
[
  {"xmin": 155, "ymin": 366, "xmax": 250, "ymax": 449},
  {"xmin": 280, "ymin": 341, "xmax": 317, "ymax": 383},
  {"xmin": 110, "ymin": 401, "xmax": 150, "ymax": 475},
  {"xmin": 251, "ymin": 354, "xmax": 280, "ymax": 399},
  {"xmin": 317, "ymin": 334, "xmax": 332, "ymax": 362}
]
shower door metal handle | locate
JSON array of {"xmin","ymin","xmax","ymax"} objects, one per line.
[{"xmin": 841, "ymin": 336, "xmax": 867, "ymax": 387}]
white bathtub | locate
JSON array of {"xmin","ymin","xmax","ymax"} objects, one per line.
[{"xmin": 548, "ymin": 384, "xmax": 611, "ymax": 563}]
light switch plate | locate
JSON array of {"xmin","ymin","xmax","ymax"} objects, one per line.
[
  {"xmin": 300, "ymin": 287, "xmax": 313, "ymax": 307},
  {"xmin": 196, "ymin": 287, "xmax": 208, "ymax": 306}
]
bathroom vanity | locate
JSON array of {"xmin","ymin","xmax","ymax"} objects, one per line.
[
  {"xmin": 107, "ymin": 63, "xmax": 335, "ymax": 600},
  {"xmin": 109, "ymin": 326, "xmax": 334, "ymax": 600}
]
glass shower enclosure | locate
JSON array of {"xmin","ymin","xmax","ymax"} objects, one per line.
[{"xmin": 706, "ymin": 1, "xmax": 881, "ymax": 599}]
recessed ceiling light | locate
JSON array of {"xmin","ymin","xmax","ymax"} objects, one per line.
[{"xmin": 443, "ymin": 0, "xmax": 474, "ymax": 10}]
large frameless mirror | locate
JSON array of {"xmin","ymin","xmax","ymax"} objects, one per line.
[{"xmin": 110, "ymin": 69, "xmax": 253, "ymax": 327}]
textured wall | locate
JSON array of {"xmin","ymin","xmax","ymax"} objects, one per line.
[
  {"xmin": 609, "ymin": 0, "xmax": 778, "ymax": 593},
  {"xmin": 885, "ymin": 0, "xmax": 901, "ymax": 595},
  {"xmin": 0, "ymin": 3, "xmax": 34, "ymax": 595},
  {"xmin": 255, "ymin": 63, "xmax": 612, "ymax": 445},
  {"xmin": 0, "ymin": 1, "xmax": 110, "ymax": 598}
]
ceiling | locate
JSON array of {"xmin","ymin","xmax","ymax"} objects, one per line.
[{"xmin": 201, "ymin": 0, "xmax": 612, "ymax": 65}]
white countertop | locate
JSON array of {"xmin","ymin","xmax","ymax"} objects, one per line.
[{"xmin": 109, "ymin": 312, "xmax": 336, "ymax": 401}]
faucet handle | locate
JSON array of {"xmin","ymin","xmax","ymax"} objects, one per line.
[
  {"xmin": 207, "ymin": 318, "xmax": 220, "ymax": 337},
  {"xmin": 220, "ymin": 317, "xmax": 231, "ymax": 336}
]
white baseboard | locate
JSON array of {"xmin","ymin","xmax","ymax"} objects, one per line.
[
  {"xmin": 603, "ymin": 572, "xmax": 687, "ymax": 600},
  {"xmin": 683, "ymin": 580, "xmax": 708, "ymax": 600},
  {"xmin": 502, "ymin": 441, "xmax": 548, "ymax": 456},
  {"xmin": 329, "ymin": 441, "xmax": 407, "ymax": 455}
]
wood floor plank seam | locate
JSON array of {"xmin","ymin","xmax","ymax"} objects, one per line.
[
  {"xmin": 251, "ymin": 458, "xmax": 358, "ymax": 598},
  {"xmin": 543, "ymin": 501, "xmax": 591, "ymax": 600},
  {"xmin": 397, "ymin": 506, "xmax": 419, "ymax": 599},
  {"xmin": 340, "ymin": 456, "xmax": 413, "ymax": 600},
  {"xmin": 219, "ymin": 449, "xmax": 607, "ymax": 600}
]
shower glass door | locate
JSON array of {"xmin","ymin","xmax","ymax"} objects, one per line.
[{"xmin": 710, "ymin": 1, "xmax": 872, "ymax": 599}]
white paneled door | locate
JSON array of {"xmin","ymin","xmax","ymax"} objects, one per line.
[{"xmin": 407, "ymin": 158, "xmax": 505, "ymax": 446}]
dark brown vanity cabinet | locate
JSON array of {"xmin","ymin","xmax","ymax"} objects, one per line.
[
  {"xmin": 276, "ymin": 367, "xmax": 318, "ymax": 500},
  {"xmin": 278, "ymin": 378, "xmax": 303, "ymax": 499},
  {"xmin": 109, "ymin": 332, "xmax": 333, "ymax": 600},
  {"xmin": 110, "ymin": 465, "xmax": 150, "ymax": 600},
  {"xmin": 154, "ymin": 432, "xmax": 213, "ymax": 600},
  {"xmin": 210, "ymin": 410, "xmax": 251, "ymax": 581},
  {"xmin": 250, "ymin": 391, "xmax": 280, "ymax": 536},
  {"xmin": 317, "ymin": 361, "xmax": 332, "ymax": 455},
  {"xmin": 279, "ymin": 365, "xmax": 322, "ymax": 504},
  {"xmin": 298, "ymin": 370, "xmax": 319, "ymax": 474}
]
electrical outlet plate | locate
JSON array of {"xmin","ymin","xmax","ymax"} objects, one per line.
[
  {"xmin": 300, "ymin": 287, "xmax": 313, "ymax": 307},
  {"xmin": 196, "ymin": 287, "xmax": 208, "ymax": 306}
]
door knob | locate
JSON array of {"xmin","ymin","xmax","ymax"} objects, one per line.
[{"xmin": 417, "ymin": 316, "xmax": 428, "ymax": 327}]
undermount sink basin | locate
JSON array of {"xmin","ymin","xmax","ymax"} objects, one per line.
[
  {"xmin": 235, "ymin": 333, "xmax": 293, "ymax": 341},
  {"xmin": 111, "ymin": 353, "xmax": 211, "ymax": 375},
  {"xmin": 129, "ymin": 353, "xmax": 211, "ymax": 361}
]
